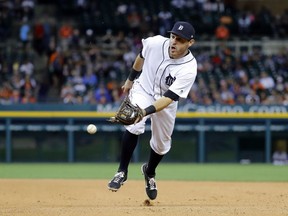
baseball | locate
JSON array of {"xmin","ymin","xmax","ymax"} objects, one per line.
[{"xmin": 87, "ymin": 124, "xmax": 97, "ymax": 134}]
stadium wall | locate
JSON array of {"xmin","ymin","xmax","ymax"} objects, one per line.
[{"xmin": 0, "ymin": 104, "xmax": 287, "ymax": 163}]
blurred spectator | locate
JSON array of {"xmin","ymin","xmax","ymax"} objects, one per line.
[
  {"xmin": 58, "ymin": 21, "xmax": 73, "ymax": 50},
  {"xmin": 126, "ymin": 8, "xmax": 141, "ymax": 34},
  {"xmin": 19, "ymin": 74, "xmax": 37, "ymax": 98},
  {"xmin": 21, "ymin": 0, "xmax": 35, "ymax": 21},
  {"xmin": 70, "ymin": 28, "xmax": 81, "ymax": 49},
  {"xmin": 84, "ymin": 28, "xmax": 96, "ymax": 45},
  {"xmin": 202, "ymin": 94, "xmax": 213, "ymax": 105},
  {"xmin": 48, "ymin": 47, "xmax": 64, "ymax": 84},
  {"xmin": 9, "ymin": 89, "xmax": 21, "ymax": 104},
  {"xmin": 10, "ymin": 70, "xmax": 22, "ymax": 90},
  {"xmin": 19, "ymin": 17, "xmax": 31, "ymax": 48},
  {"xmin": 107, "ymin": 80, "xmax": 123, "ymax": 103},
  {"xmin": 219, "ymin": 79, "xmax": 235, "ymax": 105},
  {"xmin": 19, "ymin": 59, "xmax": 34, "ymax": 76},
  {"xmin": 0, "ymin": 81, "xmax": 13, "ymax": 104},
  {"xmin": 75, "ymin": 0, "xmax": 88, "ymax": 13},
  {"xmin": 187, "ymin": 87, "xmax": 200, "ymax": 104},
  {"xmin": 70, "ymin": 68, "xmax": 87, "ymax": 97},
  {"xmin": 245, "ymin": 89, "xmax": 260, "ymax": 105},
  {"xmin": 32, "ymin": 21, "xmax": 45, "ymax": 55},
  {"xmin": 250, "ymin": 77, "xmax": 265, "ymax": 92},
  {"xmin": 235, "ymin": 94, "xmax": 246, "ymax": 105},
  {"xmin": 259, "ymin": 71, "xmax": 275, "ymax": 89},
  {"xmin": 116, "ymin": 2, "xmax": 128, "ymax": 15},
  {"xmin": 101, "ymin": 29, "xmax": 115, "ymax": 51},
  {"xmin": 211, "ymin": 91, "xmax": 223, "ymax": 104},
  {"xmin": 114, "ymin": 2, "xmax": 129, "ymax": 30},
  {"xmin": 259, "ymin": 91, "xmax": 269, "ymax": 104},
  {"xmin": 238, "ymin": 12, "xmax": 254, "ymax": 36},
  {"xmin": 63, "ymin": 92, "xmax": 76, "ymax": 104},
  {"xmin": 122, "ymin": 45, "xmax": 137, "ymax": 68},
  {"xmin": 61, "ymin": 81, "xmax": 78, "ymax": 104},
  {"xmin": 215, "ymin": 24, "xmax": 230, "ymax": 40},
  {"xmin": 158, "ymin": 6, "xmax": 173, "ymax": 36},
  {"xmin": 275, "ymin": 76, "xmax": 284, "ymax": 92},
  {"xmin": 265, "ymin": 89, "xmax": 283, "ymax": 105},
  {"xmin": 283, "ymin": 94, "xmax": 288, "ymax": 106},
  {"xmin": 21, "ymin": 89, "xmax": 36, "ymax": 103},
  {"xmin": 94, "ymin": 83, "xmax": 112, "ymax": 104},
  {"xmin": 170, "ymin": 0, "xmax": 186, "ymax": 9},
  {"xmin": 61, "ymin": 81, "xmax": 74, "ymax": 100},
  {"xmin": 83, "ymin": 89, "xmax": 96, "ymax": 104},
  {"xmin": 272, "ymin": 140, "xmax": 288, "ymax": 165},
  {"xmin": 83, "ymin": 65, "xmax": 98, "ymax": 90},
  {"xmin": 203, "ymin": 0, "xmax": 224, "ymax": 13}
]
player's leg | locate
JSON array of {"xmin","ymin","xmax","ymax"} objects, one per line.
[
  {"xmin": 107, "ymin": 130, "xmax": 138, "ymax": 191},
  {"xmin": 108, "ymin": 82, "xmax": 153, "ymax": 191},
  {"xmin": 141, "ymin": 103, "xmax": 177, "ymax": 199}
]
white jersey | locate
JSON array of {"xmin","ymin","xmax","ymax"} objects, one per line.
[{"xmin": 139, "ymin": 35, "xmax": 197, "ymax": 100}]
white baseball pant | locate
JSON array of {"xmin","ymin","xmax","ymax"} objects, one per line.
[{"xmin": 125, "ymin": 81, "xmax": 177, "ymax": 155}]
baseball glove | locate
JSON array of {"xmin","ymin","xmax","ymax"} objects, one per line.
[{"xmin": 108, "ymin": 96, "xmax": 144, "ymax": 125}]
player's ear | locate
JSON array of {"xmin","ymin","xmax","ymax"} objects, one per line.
[{"xmin": 188, "ymin": 39, "xmax": 195, "ymax": 46}]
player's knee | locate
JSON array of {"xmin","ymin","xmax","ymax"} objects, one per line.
[{"xmin": 151, "ymin": 142, "xmax": 171, "ymax": 155}]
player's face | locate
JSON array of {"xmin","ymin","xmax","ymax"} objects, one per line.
[{"xmin": 169, "ymin": 33, "xmax": 194, "ymax": 59}]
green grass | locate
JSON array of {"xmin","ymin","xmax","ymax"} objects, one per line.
[{"xmin": 0, "ymin": 163, "xmax": 287, "ymax": 182}]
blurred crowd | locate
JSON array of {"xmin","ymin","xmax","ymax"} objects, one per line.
[
  {"xmin": 187, "ymin": 46, "xmax": 288, "ymax": 106},
  {"xmin": 0, "ymin": 0, "xmax": 288, "ymax": 106}
]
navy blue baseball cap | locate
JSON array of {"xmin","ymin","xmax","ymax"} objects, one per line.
[{"xmin": 168, "ymin": 21, "xmax": 195, "ymax": 40}]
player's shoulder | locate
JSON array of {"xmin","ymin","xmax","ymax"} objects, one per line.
[
  {"xmin": 180, "ymin": 52, "xmax": 198, "ymax": 75},
  {"xmin": 187, "ymin": 51, "xmax": 197, "ymax": 65}
]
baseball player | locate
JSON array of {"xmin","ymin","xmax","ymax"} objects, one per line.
[{"xmin": 108, "ymin": 21, "xmax": 197, "ymax": 200}]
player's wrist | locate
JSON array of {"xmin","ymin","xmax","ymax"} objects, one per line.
[
  {"xmin": 144, "ymin": 105, "xmax": 156, "ymax": 116},
  {"xmin": 128, "ymin": 69, "xmax": 142, "ymax": 81}
]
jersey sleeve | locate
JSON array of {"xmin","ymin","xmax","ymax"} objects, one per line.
[
  {"xmin": 168, "ymin": 62, "xmax": 197, "ymax": 99},
  {"xmin": 141, "ymin": 35, "xmax": 166, "ymax": 59},
  {"xmin": 141, "ymin": 38, "xmax": 149, "ymax": 59}
]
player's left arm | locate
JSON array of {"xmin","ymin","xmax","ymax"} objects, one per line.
[
  {"xmin": 141, "ymin": 90, "xmax": 177, "ymax": 117},
  {"xmin": 151, "ymin": 95, "xmax": 174, "ymax": 112},
  {"xmin": 132, "ymin": 96, "xmax": 170, "ymax": 124},
  {"xmin": 142, "ymin": 69, "xmax": 196, "ymax": 117}
]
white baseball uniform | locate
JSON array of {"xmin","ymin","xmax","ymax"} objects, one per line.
[{"xmin": 125, "ymin": 35, "xmax": 197, "ymax": 155}]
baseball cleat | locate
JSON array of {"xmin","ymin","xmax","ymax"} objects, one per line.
[
  {"xmin": 108, "ymin": 171, "xmax": 127, "ymax": 191},
  {"xmin": 141, "ymin": 163, "xmax": 157, "ymax": 200}
]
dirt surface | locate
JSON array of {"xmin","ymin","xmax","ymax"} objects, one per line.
[{"xmin": 0, "ymin": 179, "xmax": 287, "ymax": 216}]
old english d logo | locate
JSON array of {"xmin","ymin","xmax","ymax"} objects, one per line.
[
  {"xmin": 165, "ymin": 74, "xmax": 176, "ymax": 86},
  {"xmin": 178, "ymin": 25, "xmax": 184, "ymax": 30}
]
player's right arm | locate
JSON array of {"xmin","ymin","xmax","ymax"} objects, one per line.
[{"xmin": 122, "ymin": 54, "xmax": 144, "ymax": 93}]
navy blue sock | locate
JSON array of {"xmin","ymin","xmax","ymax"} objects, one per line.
[
  {"xmin": 146, "ymin": 148, "xmax": 164, "ymax": 177},
  {"xmin": 118, "ymin": 130, "xmax": 138, "ymax": 174}
]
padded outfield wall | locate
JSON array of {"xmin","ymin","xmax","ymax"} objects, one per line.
[{"xmin": 0, "ymin": 104, "xmax": 287, "ymax": 163}]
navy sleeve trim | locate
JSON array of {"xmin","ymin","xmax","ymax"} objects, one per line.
[
  {"xmin": 128, "ymin": 69, "xmax": 141, "ymax": 81},
  {"xmin": 164, "ymin": 90, "xmax": 179, "ymax": 101}
]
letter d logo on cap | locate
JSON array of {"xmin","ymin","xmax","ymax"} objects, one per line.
[{"xmin": 178, "ymin": 25, "xmax": 184, "ymax": 30}]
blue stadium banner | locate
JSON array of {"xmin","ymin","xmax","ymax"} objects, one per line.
[{"xmin": 178, "ymin": 104, "xmax": 288, "ymax": 113}]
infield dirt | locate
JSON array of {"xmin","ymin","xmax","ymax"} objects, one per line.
[{"xmin": 0, "ymin": 179, "xmax": 287, "ymax": 216}]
